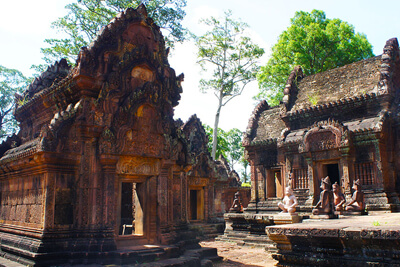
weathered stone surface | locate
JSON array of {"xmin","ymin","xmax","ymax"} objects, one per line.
[
  {"xmin": 273, "ymin": 214, "xmax": 302, "ymax": 224},
  {"xmin": 267, "ymin": 212, "xmax": 400, "ymax": 266}
]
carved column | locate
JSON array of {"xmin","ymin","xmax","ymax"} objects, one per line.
[
  {"xmin": 373, "ymin": 139, "xmax": 385, "ymax": 190},
  {"xmin": 158, "ymin": 169, "xmax": 169, "ymax": 225},
  {"xmin": 250, "ymin": 161, "xmax": 258, "ymax": 203},
  {"xmin": 305, "ymin": 156, "xmax": 315, "ymax": 205},
  {"xmin": 340, "ymin": 156, "xmax": 352, "ymax": 195},
  {"xmin": 204, "ymin": 185, "xmax": 209, "ymax": 220},
  {"xmin": 265, "ymin": 170, "xmax": 272, "ymax": 198},
  {"xmin": 100, "ymin": 155, "xmax": 118, "ymax": 228},
  {"xmin": 180, "ymin": 172, "xmax": 188, "ymax": 222},
  {"xmin": 257, "ymin": 165, "xmax": 266, "ymax": 201},
  {"xmin": 285, "ymin": 156, "xmax": 292, "ymax": 187},
  {"xmin": 43, "ymin": 172, "xmax": 56, "ymax": 229}
]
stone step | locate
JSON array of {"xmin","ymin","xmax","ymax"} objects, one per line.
[{"xmin": 137, "ymin": 247, "xmax": 222, "ymax": 267}]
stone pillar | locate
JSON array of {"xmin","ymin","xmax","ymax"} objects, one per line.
[
  {"xmin": 257, "ymin": 165, "xmax": 266, "ymax": 201},
  {"xmin": 340, "ymin": 156, "xmax": 352, "ymax": 195},
  {"xmin": 305, "ymin": 157, "xmax": 315, "ymax": 205},
  {"xmin": 158, "ymin": 168, "xmax": 169, "ymax": 225},
  {"xmin": 148, "ymin": 175, "xmax": 158, "ymax": 243},
  {"xmin": 43, "ymin": 172, "xmax": 55, "ymax": 229},
  {"xmin": 250, "ymin": 161, "xmax": 258, "ymax": 203},
  {"xmin": 265, "ymin": 170, "xmax": 272, "ymax": 198},
  {"xmin": 100, "ymin": 155, "xmax": 118, "ymax": 228},
  {"xmin": 373, "ymin": 139, "xmax": 385, "ymax": 190},
  {"xmin": 167, "ymin": 168, "xmax": 173, "ymax": 223},
  {"xmin": 180, "ymin": 172, "xmax": 188, "ymax": 222},
  {"xmin": 204, "ymin": 185, "xmax": 209, "ymax": 220}
]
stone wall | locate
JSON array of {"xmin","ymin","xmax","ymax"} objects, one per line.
[{"xmin": 0, "ymin": 175, "xmax": 43, "ymax": 226}]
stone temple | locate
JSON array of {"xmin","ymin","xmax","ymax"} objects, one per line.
[
  {"xmin": 243, "ymin": 38, "xmax": 400, "ymax": 213},
  {"xmin": 219, "ymin": 38, "xmax": 400, "ymax": 266},
  {"xmin": 0, "ymin": 5, "xmax": 247, "ymax": 266}
]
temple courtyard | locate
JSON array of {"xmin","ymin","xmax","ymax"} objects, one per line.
[{"xmin": 0, "ymin": 211, "xmax": 397, "ymax": 266}]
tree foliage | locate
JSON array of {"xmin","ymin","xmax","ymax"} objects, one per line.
[
  {"xmin": 0, "ymin": 66, "xmax": 30, "ymax": 139},
  {"xmin": 256, "ymin": 9, "xmax": 374, "ymax": 105},
  {"xmin": 203, "ymin": 124, "xmax": 229, "ymax": 160},
  {"xmin": 203, "ymin": 125, "xmax": 246, "ymax": 175},
  {"xmin": 195, "ymin": 10, "xmax": 264, "ymax": 159},
  {"xmin": 33, "ymin": 0, "xmax": 187, "ymax": 72},
  {"xmin": 240, "ymin": 157, "xmax": 250, "ymax": 183}
]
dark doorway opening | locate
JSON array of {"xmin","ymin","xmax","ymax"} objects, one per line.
[
  {"xmin": 190, "ymin": 190, "xmax": 198, "ymax": 220},
  {"xmin": 325, "ymin": 164, "xmax": 340, "ymax": 187}
]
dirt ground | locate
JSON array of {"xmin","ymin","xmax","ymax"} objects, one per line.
[{"xmin": 200, "ymin": 240, "xmax": 277, "ymax": 267}]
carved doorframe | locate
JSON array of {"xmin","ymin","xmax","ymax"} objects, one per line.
[
  {"xmin": 301, "ymin": 120, "xmax": 352, "ymax": 201},
  {"xmin": 114, "ymin": 156, "xmax": 160, "ymax": 246}
]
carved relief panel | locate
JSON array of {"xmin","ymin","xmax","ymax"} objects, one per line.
[
  {"xmin": 117, "ymin": 156, "xmax": 161, "ymax": 176},
  {"xmin": 121, "ymin": 105, "xmax": 164, "ymax": 157},
  {"xmin": 303, "ymin": 120, "xmax": 350, "ymax": 153}
]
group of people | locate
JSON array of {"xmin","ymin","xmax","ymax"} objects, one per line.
[{"xmin": 278, "ymin": 176, "xmax": 365, "ymax": 215}]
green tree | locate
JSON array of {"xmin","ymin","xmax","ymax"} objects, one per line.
[
  {"xmin": 225, "ymin": 128, "xmax": 243, "ymax": 169},
  {"xmin": 203, "ymin": 125, "xmax": 247, "ymax": 173},
  {"xmin": 0, "ymin": 66, "xmax": 30, "ymax": 139},
  {"xmin": 195, "ymin": 11, "xmax": 264, "ymax": 160},
  {"xmin": 256, "ymin": 9, "xmax": 374, "ymax": 105},
  {"xmin": 33, "ymin": 0, "xmax": 187, "ymax": 72},
  {"xmin": 240, "ymin": 157, "xmax": 250, "ymax": 183},
  {"xmin": 203, "ymin": 124, "xmax": 228, "ymax": 160}
]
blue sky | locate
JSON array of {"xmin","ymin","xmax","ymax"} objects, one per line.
[{"xmin": 1, "ymin": 0, "xmax": 400, "ymax": 131}]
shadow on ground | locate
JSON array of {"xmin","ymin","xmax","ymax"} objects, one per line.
[{"xmin": 200, "ymin": 240, "xmax": 277, "ymax": 267}]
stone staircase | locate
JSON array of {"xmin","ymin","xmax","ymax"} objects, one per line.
[
  {"xmin": 216, "ymin": 230, "xmax": 276, "ymax": 251},
  {"xmin": 188, "ymin": 222, "xmax": 225, "ymax": 241}
]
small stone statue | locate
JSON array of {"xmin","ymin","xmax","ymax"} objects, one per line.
[
  {"xmin": 229, "ymin": 191, "xmax": 243, "ymax": 213},
  {"xmin": 312, "ymin": 176, "xmax": 334, "ymax": 215},
  {"xmin": 345, "ymin": 179, "xmax": 365, "ymax": 212},
  {"xmin": 278, "ymin": 186, "xmax": 298, "ymax": 214},
  {"xmin": 332, "ymin": 182, "xmax": 346, "ymax": 211}
]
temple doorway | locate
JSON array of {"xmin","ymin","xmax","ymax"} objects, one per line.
[
  {"xmin": 119, "ymin": 182, "xmax": 144, "ymax": 236},
  {"xmin": 189, "ymin": 188, "xmax": 204, "ymax": 221},
  {"xmin": 324, "ymin": 163, "xmax": 340, "ymax": 187}
]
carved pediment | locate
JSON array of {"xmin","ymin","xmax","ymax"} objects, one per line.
[{"xmin": 303, "ymin": 119, "xmax": 350, "ymax": 153}]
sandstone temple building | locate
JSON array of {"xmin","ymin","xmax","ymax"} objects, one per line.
[
  {"xmin": 243, "ymin": 38, "xmax": 400, "ymax": 213},
  {"xmin": 0, "ymin": 5, "xmax": 245, "ymax": 266}
]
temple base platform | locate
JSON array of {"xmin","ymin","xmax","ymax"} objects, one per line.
[{"xmin": 266, "ymin": 212, "xmax": 400, "ymax": 266}]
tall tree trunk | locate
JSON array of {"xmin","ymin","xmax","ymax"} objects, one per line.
[{"xmin": 211, "ymin": 95, "xmax": 223, "ymax": 160}]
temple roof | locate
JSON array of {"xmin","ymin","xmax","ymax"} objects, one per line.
[
  {"xmin": 252, "ymin": 106, "xmax": 286, "ymax": 143},
  {"xmin": 291, "ymin": 55, "xmax": 381, "ymax": 112}
]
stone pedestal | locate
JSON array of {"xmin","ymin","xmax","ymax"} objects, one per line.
[
  {"xmin": 272, "ymin": 213, "xmax": 302, "ymax": 225},
  {"xmin": 341, "ymin": 210, "xmax": 368, "ymax": 216},
  {"xmin": 309, "ymin": 214, "xmax": 338, "ymax": 219}
]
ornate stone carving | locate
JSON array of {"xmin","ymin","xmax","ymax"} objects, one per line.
[
  {"xmin": 303, "ymin": 119, "xmax": 350, "ymax": 153},
  {"xmin": 117, "ymin": 157, "xmax": 160, "ymax": 176}
]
